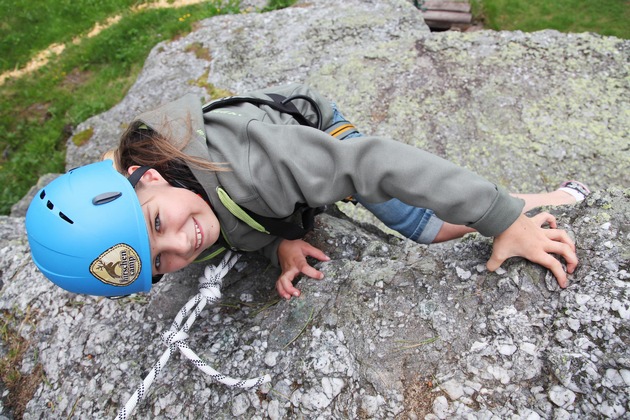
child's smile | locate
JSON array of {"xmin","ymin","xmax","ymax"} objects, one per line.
[{"xmin": 130, "ymin": 167, "xmax": 220, "ymax": 276}]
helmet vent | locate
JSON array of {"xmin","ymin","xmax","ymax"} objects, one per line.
[
  {"xmin": 46, "ymin": 200, "xmax": 54, "ymax": 210},
  {"xmin": 40, "ymin": 190, "xmax": 46, "ymax": 199},
  {"xmin": 92, "ymin": 191, "xmax": 122, "ymax": 205},
  {"xmin": 58, "ymin": 212, "xmax": 74, "ymax": 224}
]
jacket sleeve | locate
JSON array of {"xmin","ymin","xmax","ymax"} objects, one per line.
[
  {"xmin": 258, "ymin": 237, "xmax": 283, "ymax": 267},
  {"xmin": 245, "ymin": 120, "xmax": 525, "ymax": 238}
]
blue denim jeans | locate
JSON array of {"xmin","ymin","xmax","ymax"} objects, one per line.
[{"xmin": 330, "ymin": 103, "xmax": 443, "ymax": 244}]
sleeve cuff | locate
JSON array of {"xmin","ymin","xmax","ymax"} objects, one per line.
[
  {"xmin": 468, "ymin": 187, "xmax": 525, "ymax": 237},
  {"xmin": 259, "ymin": 237, "xmax": 283, "ymax": 266}
]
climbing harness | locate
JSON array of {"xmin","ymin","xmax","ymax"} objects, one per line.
[
  {"xmin": 215, "ymin": 186, "xmax": 321, "ymax": 241},
  {"xmin": 203, "ymin": 93, "xmax": 323, "ymax": 130},
  {"xmin": 115, "ymin": 251, "xmax": 271, "ymax": 419}
]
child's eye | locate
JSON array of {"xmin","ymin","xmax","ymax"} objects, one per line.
[
  {"xmin": 155, "ymin": 254, "xmax": 161, "ymax": 270},
  {"xmin": 154, "ymin": 214, "xmax": 161, "ymax": 232}
]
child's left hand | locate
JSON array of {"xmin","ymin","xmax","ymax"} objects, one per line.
[
  {"xmin": 276, "ymin": 239, "xmax": 330, "ymax": 299},
  {"xmin": 487, "ymin": 212, "xmax": 578, "ymax": 288}
]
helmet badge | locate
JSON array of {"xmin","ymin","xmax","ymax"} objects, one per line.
[{"xmin": 90, "ymin": 243, "xmax": 142, "ymax": 287}]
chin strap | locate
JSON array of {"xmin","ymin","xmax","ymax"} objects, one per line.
[{"xmin": 116, "ymin": 251, "xmax": 271, "ymax": 420}]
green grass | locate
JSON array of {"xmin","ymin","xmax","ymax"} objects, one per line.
[
  {"xmin": 474, "ymin": 0, "xmax": 630, "ymax": 39},
  {"xmin": 0, "ymin": 0, "xmax": 246, "ymax": 214},
  {"xmin": 262, "ymin": 0, "xmax": 297, "ymax": 12},
  {"xmin": 0, "ymin": 0, "xmax": 142, "ymax": 73}
]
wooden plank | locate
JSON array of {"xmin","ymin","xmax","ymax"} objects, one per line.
[
  {"xmin": 422, "ymin": 0, "xmax": 471, "ymax": 13},
  {"xmin": 421, "ymin": 10, "xmax": 472, "ymax": 24}
]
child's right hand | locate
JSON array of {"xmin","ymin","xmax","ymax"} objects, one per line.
[
  {"xmin": 487, "ymin": 213, "xmax": 578, "ymax": 288},
  {"xmin": 276, "ymin": 239, "xmax": 330, "ymax": 299}
]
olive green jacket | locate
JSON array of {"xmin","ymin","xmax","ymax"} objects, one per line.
[{"xmin": 136, "ymin": 84, "xmax": 524, "ymax": 265}]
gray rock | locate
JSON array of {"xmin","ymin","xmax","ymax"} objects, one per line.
[
  {"xmin": 440, "ymin": 379, "xmax": 464, "ymax": 401},
  {"xmin": 598, "ymin": 400, "xmax": 627, "ymax": 419},
  {"xmin": 231, "ymin": 393, "xmax": 250, "ymax": 416},
  {"xmin": 432, "ymin": 395, "xmax": 449, "ymax": 419},
  {"xmin": 548, "ymin": 385, "xmax": 576, "ymax": 409},
  {"xmin": 1, "ymin": 0, "xmax": 629, "ymax": 419}
]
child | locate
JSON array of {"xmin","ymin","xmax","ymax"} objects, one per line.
[{"xmin": 26, "ymin": 84, "xmax": 586, "ymax": 299}]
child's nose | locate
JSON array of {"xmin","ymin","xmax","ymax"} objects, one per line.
[{"xmin": 164, "ymin": 231, "xmax": 190, "ymax": 256}]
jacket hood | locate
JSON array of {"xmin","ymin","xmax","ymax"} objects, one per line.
[
  {"xmin": 135, "ymin": 93, "xmax": 207, "ymax": 149},
  {"xmin": 134, "ymin": 93, "xmax": 213, "ymax": 176}
]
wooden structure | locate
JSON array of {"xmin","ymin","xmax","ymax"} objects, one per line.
[{"xmin": 414, "ymin": 0, "xmax": 473, "ymax": 30}]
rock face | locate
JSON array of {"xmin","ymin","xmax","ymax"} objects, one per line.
[
  {"xmin": 62, "ymin": 0, "xmax": 629, "ymax": 193},
  {"xmin": 1, "ymin": 0, "xmax": 629, "ymax": 419}
]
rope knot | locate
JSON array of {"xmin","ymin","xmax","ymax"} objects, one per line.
[
  {"xmin": 198, "ymin": 282, "xmax": 222, "ymax": 301},
  {"xmin": 117, "ymin": 252, "xmax": 270, "ymax": 419},
  {"xmin": 161, "ymin": 329, "xmax": 189, "ymax": 346}
]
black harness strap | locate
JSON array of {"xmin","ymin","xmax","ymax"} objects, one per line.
[
  {"xmin": 203, "ymin": 94, "xmax": 323, "ymax": 130},
  {"xmin": 239, "ymin": 203, "xmax": 323, "ymax": 241},
  {"xmin": 203, "ymin": 93, "xmax": 326, "ymax": 240}
]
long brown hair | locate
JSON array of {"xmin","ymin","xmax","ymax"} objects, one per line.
[{"xmin": 114, "ymin": 120, "xmax": 228, "ymax": 194}]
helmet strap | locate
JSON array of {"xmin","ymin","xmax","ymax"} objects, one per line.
[{"xmin": 127, "ymin": 166, "xmax": 152, "ymax": 188}]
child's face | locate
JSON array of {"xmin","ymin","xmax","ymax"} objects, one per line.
[{"xmin": 131, "ymin": 168, "xmax": 221, "ymax": 276}]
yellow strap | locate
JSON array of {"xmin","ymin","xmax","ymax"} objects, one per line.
[
  {"xmin": 194, "ymin": 246, "xmax": 226, "ymax": 263},
  {"xmin": 216, "ymin": 187, "xmax": 269, "ymax": 234},
  {"xmin": 330, "ymin": 123, "xmax": 356, "ymax": 138}
]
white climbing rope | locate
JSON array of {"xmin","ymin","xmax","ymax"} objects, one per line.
[{"xmin": 115, "ymin": 251, "xmax": 271, "ymax": 420}]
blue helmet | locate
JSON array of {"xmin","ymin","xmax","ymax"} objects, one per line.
[{"xmin": 25, "ymin": 160, "xmax": 152, "ymax": 297}]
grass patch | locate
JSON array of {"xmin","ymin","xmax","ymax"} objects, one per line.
[
  {"xmin": 262, "ymin": 0, "xmax": 298, "ymax": 12},
  {"xmin": 188, "ymin": 70, "xmax": 235, "ymax": 98},
  {"xmin": 0, "ymin": 0, "xmax": 142, "ymax": 73},
  {"xmin": 473, "ymin": 0, "xmax": 629, "ymax": 39},
  {"xmin": 0, "ymin": 0, "xmax": 243, "ymax": 215},
  {"xmin": 0, "ymin": 308, "xmax": 44, "ymax": 419},
  {"xmin": 185, "ymin": 41, "xmax": 213, "ymax": 61},
  {"xmin": 71, "ymin": 127, "xmax": 95, "ymax": 147}
]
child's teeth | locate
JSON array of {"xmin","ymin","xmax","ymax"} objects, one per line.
[{"xmin": 195, "ymin": 222, "xmax": 202, "ymax": 249}]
